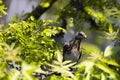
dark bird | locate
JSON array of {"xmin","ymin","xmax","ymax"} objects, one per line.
[{"xmin": 63, "ymin": 31, "xmax": 87, "ymax": 63}]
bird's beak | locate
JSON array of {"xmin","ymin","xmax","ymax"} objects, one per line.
[{"xmin": 82, "ymin": 34, "xmax": 87, "ymax": 39}]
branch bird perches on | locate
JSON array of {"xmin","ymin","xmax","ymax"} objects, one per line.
[{"xmin": 63, "ymin": 31, "xmax": 87, "ymax": 63}]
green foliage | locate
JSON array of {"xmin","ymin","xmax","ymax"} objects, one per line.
[
  {"xmin": 0, "ymin": 0, "xmax": 120, "ymax": 80},
  {"xmin": 46, "ymin": 60, "xmax": 76, "ymax": 79},
  {"xmin": 96, "ymin": 23, "xmax": 119, "ymax": 43},
  {"xmin": 82, "ymin": 42, "xmax": 101, "ymax": 54},
  {"xmin": 0, "ymin": 16, "xmax": 65, "ymax": 79},
  {"xmin": 0, "ymin": 0, "xmax": 7, "ymax": 17},
  {"xmin": 0, "ymin": 18, "xmax": 64, "ymax": 63},
  {"xmin": 74, "ymin": 46, "xmax": 120, "ymax": 80},
  {"xmin": 46, "ymin": 51, "xmax": 76, "ymax": 79},
  {"xmin": 85, "ymin": 6, "xmax": 107, "ymax": 23},
  {"xmin": 36, "ymin": 44, "xmax": 120, "ymax": 80}
]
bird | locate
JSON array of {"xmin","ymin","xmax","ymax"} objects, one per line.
[{"xmin": 63, "ymin": 31, "xmax": 87, "ymax": 63}]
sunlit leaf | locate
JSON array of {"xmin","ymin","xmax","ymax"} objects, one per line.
[
  {"xmin": 63, "ymin": 62, "xmax": 76, "ymax": 69},
  {"xmin": 101, "ymin": 57, "xmax": 119, "ymax": 67},
  {"xmin": 74, "ymin": 60, "xmax": 86, "ymax": 68},
  {"xmin": 52, "ymin": 60, "xmax": 61, "ymax": 65},
  {"xmin": 0, "ymin": 0, "xmax": 120, "ymax": 80},
  {"xmin": 86, "ymin": 72, "xmax": 91, "ymax": 80},
  {"xmin": 55, "ymin": 50, "xmax": 63, "ymax": 63},
  {"xmin": 68, "ymin": 18, "xmax": 74, "ymax": 27},
  {"xmin": 96, "ymin": 62, "xmax": 119, "ymax": 79},
  {"xmin": 22, "ymin": 62, "xmax": 40, "ymax": 80},
  {"xmin": 102, "ymin": 28, "xmax": 119, "ymax": 41},
  {"xmin": 0, "ymin": 1, "xmax": 7, "ymax": 17},
  {"xmin": 46, "ymin": 59, "xmax": 76, "ymax": 79},
  {"xmin": 62, "ymin": 60, "xmax": 72, "ymax": 65},
  {"xmin": 41, "ymin": 2, "xmax": 50, "ymax": 8},
  {"xmin": 0, "ymin": 61, "xmax": 7, "ymax": 78},
  {"xmin": 108, "ymin": 24, "xmax": 113, "ymax": 33},
  {"xmin": 104, "ymin": 44, "xmax": 120, "ymax": 57},
  {"xmin": 75, "ymin": 60, "xmax": 95, "ymax": 74},
  {"xmin": 104, "ymin": 45, "xmax": 113, "ymax": 57},
  {"xmin": 88, "ymin": 52, "xmax": 103, "ymax": 60},
  {"xmin": 7, "ymin": 70, "xmax": 20, "ymax": 80},
  {"xmin": 82, "ymin": 43, "xmax": 101, "ymax": 54},
  {"xmin": 85, "ymin": 61, "xmax": 94, "ymax": 74},
  {"xmin": 30, "ymin": 16, "xmax": 35, "ymax": 21},
  {"xmin": 44, "ymin": 75, "xmax": 70, "ymax": 80},
  {"xmin": 101, "ymin": 73, "xmax": 106, "ymax": 80},
  {"xmin": 85, "ymin": 6, "xmax": 107, "ymax": 22}
]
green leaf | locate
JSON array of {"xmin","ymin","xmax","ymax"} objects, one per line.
[
  {"xmin": 0, "ymin": 61, "xmax": 7, "ymax": 78},
  {"xmin": 104, "ymin": 45, "xmax": 113, "ymax": 57},
  {"xmin": 41, "ymin": 2, "xmax": 50, "ymax": 8},
  {"xmin": 30, "ymin": 16, "xmax": 35, "ymax": 21},
  {"xmin": 82, "ymin": 43, "xmax": 101, "ymax": 54},
  {"xmin": 101, "ymin": 73, "xmax": 106, "ymax": 80},
  {"xmin": 108, "ymin": 24, "xmax": 113, "ymax": 33},
  {"xmin": 44, "ymin": 75, "xmax": 71, "ymax": 80},
  {"xmin": 46, "ymin": 60, "xmax": 76, "ymax": 79},
  {"xmin": 75, "ymin": 60, "xmax": 95, "ymax": 74},
  {"xmin": 62, "ymin": 60, "xmax": 73, "ymax": 65},
  {"xmin": 101, "ymin": 57, "xmax": 119, "ymax": 67},
  {"xmin": 22, "ymin": 62, "xmax": 40, "ymax": 80},
  {"xmin": 86, "ymin": 72, "xmax": 91, "ymax": 80},
  {"xmin": 85, "ymin": 6, "xmax": 107, "ymax": 22},
  {"xmin": 96, "ymin": 62, "xmax": 119, "ymax": 79},
  {"xmin": 63, "ymin": 62, "xmax": 76, "ymax": 69},
  {"xmin": 7, "ymin": 71, "xmax": 20, "ymax": 80},
  {"xmin": 55, "ymin": 50, "xmax": 63, "ymax": 63},
  {"xmin": 104, "ymin": 45, "xmax": 120, "ymax": 57},
  {"xmin": 68, "ymin": 18, "xmax": 74, "ymax": 27}
]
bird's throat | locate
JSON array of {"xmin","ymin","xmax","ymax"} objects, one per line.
[
  {"xmin": 72, "ymin": 39, "xmax": 82, "ymax": 51},
  {"xmin": 77, "ymin": 40, "xmax": 81, "ymax": 51}
]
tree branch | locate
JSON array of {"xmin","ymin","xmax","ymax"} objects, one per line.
[{"xmin": 25, "ymin": 0, "xmax": 57, "ymax": 19}]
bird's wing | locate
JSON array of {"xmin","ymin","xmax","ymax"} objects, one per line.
[
  {"xmin": 63, "ymin": 42, "xmax": 72, "ymax": 61},
  {"xmin": 63, "ymin": 39, "xmax": 75, "ymax": 55},
  {"xmin": 63, "ymin": 42, "xmax": 70, "ymax": 54},
  {"xmin": 77, "ymin": 50, "xmax": 82, "ymax": 63}
]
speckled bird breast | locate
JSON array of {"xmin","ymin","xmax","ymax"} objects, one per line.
[{"xmin": 64, "ymin": 48, "xmax": 81, "ymax": 62}]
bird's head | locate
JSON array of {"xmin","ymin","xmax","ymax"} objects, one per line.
[{"xmin": 75, "ymin": 31, "xmax": 87, "ymax": 40}]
